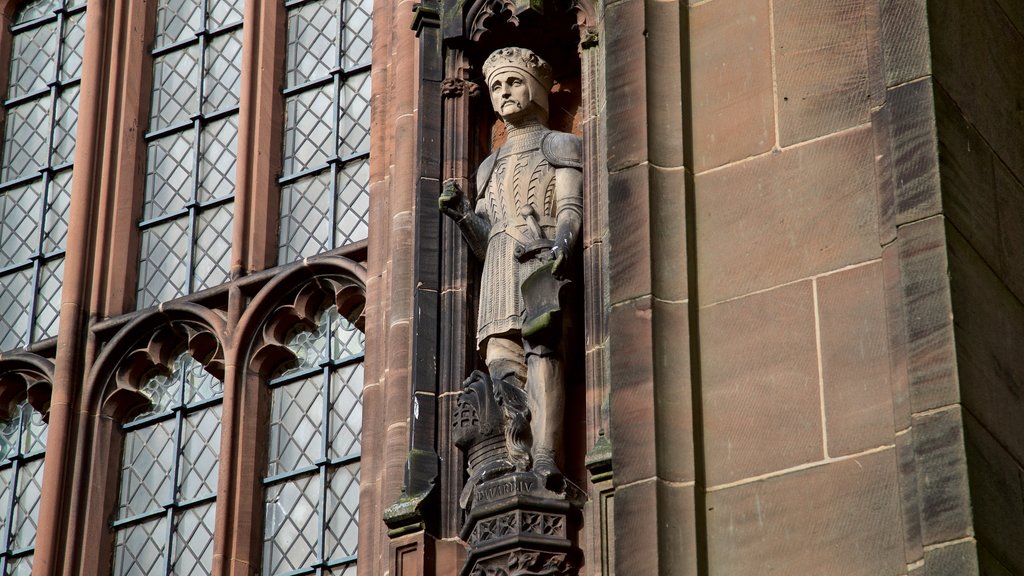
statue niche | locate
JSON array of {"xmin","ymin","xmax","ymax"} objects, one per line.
[{"xmin": 441, "ymin": 46, "xmax": 583, "ymax": 512}]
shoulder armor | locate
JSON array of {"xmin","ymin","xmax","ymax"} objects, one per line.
[
  {"xmin": 475, "ymin": 152, "xmax": 498, "ymax": 199},
  {"xmin": 541, "ymin": 131, "xmax": 582, "ymax": 169}
]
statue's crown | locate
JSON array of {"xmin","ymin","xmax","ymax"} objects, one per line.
[{"xmin": 483, "ymin": 47, "xmax": 553, "ymax": 90}]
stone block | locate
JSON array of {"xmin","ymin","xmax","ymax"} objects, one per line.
[
  {"xmin": 695, "ymin": 126, "xmax": 878, "ymax": 304},
  {"xmin": 872, "ymin": 103, "xmax": 897, "ymax": 246},
  {"xmin": 896, "ymin": 216, "xmax": 959, "ymax": 413},
  {"xmin": 964, "ymin": 411, "xmax": 1024, "ymax": 575},
  {"xmin": 882, "ymin": 242, "xmax": 910, "ymax": 432},
  {"xmin": 817, "ymin": 261, "xmax": 894, "ymax": 456},
  {"xmin": 609, "ymin": 297, "xmax": 656, "ymax": 485},
  {"xmin": 879, "ymin": 0, "xmax": 931, "ymax": 86},
  {"xmin": 644, "ymin": 0, "xmax": 684, "ymax": 168},
  {"xmin": 896, "ymin": 429, "xmax": 923, "ymax": 566},
  {"xmin": 700, "ymin": 281, "xmax": 822, "ymax": 486},
  {"xmin": 605, "ymin": 0, "xmax": 648, "ymax": 172},
  {"xmin": 947, "ymin": 226, "xmax": 1024, "ymax": 467},
  {"xmin": 652, "ymin": 298, "xmax": 693, "ymax": 483},
  {"xmin": 613, "ymin": 480, "xmax": 659, "ymax": 576},
  {"xmin": 929, "ymin": 0, "xmax": 1024, "ymax": 182},
  {"xmin": 911, "ymin": 406, "xmax": 972, "ymax": 546},
  {"xmin": 649, "ymin": 164, "xmax": 688, "ymax": 302},
  {"xmin": 705, "ymin": 448, "xmax": 903, "ymax": 575},
  {"xmin": 774, "ymin": 0, "xmax": 870, "ymax": 146},
  {"xmin": 888, "ymin": 78, "xmax": 941, "ymax": 226},
  {"xmin": 608, "ymin": 162, "xmax": 652, "ymax": 304},
  {"xmin": 655, "ymin": 480, "xmax": 698, "ymax": 576},
  {"xmin": 922, "ymin": 539, "xmax": 980, "ymax": 576},
  {"xmin": 689, "ymin": 0, "xmax": 774, "ymax": 172}
]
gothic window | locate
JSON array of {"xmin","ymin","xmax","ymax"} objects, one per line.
[
  {"xmin": 0, "ymin": 0, "xmax": 86, "ymax": 349},
  {"xmin": 278, "ymin": 0, "xmax": 372, "ymax": 263},
  {"xmin": 0, "ymin": 400, "xmax": 47, "ymax": 575},
  {"xmin": 262, "ymin": 305, "xmax": 364, "ymax": 575},
  {"xmin": 136, "ymin": 0, "xmax": 244, "ymax": 309},
  {"xmin": 111, "ymin": 351, "xmax": 223, "ymax": 575}
]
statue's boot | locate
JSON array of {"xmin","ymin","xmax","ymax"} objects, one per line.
[{"xmin": 527, "ymin": 353, "xmax": 565, "ymax": 492}]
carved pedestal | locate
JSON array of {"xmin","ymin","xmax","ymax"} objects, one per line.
[{"xmin": 460, "ymin": 472, "xmax": 583, "ymax": 576}]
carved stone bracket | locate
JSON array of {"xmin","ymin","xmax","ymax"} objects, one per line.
[
  {"xmin": 460, "ymin": 472, "xmax": 583, "ymax": 576},
  {"xmin": 0, "ymin": 353, "xmax": 55, "ymax": 419}
]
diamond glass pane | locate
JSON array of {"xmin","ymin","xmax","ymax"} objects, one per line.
[
  {"xmin": 280, "ymin": 312, "xmax": 330, "ymax": 376},
  {"xmin": 11, "ymin": 458, "xmax": 44, "ymax": 550},
  {"xmin": 268, "ymin": 378, "xmax": 323, "ymax": 475},
  {"xmin": 279, "ymin": 172, "xmax": 331, "ymax": 263},
  {"xmin": 22, "ymin": 405, "xmax": 47, "ymax": 456},
  {"xmin": 185, "ymin": 354, "xmax": 223, "ymax": 405},
  {"xmin": 263, "ymin": 474, "xmax": 320, "ymax": 574},
  {"xmin": 329, "ymin": 308, "xmax": 363, "ymax": 358},
  {"xmin": 203, "ymin": 30, "xmax": 242, "ymax": 114},
  {"xmin": 191, "ymin": 203, "xmax": 233, "ymax": 293},
  {"xmin": 337, "ymin": 73, "xmax": 370, "ymax": 157},
  {"xmin": 283, "ymin": 86, "xmax": 333, "ymax": 175},
  {"xmin": 2, "ymin": 98, "xmax": 50, "ymax": 182},
  {"xmin": 0, "ymin": 418, "xmax": 16, "ymax": 463},
  {"xmin": 208, "ymin": 0, "xmax": 244, "ymax": 30},
  {"xmin": 32, "ymin": 258, "xmax": 64, "ymax": 342},
  {"xmin": 0, "ymin": 467, "xmax": 9, "ymax": 539},
  {"xmin": 7, "ymin": 556, "xmax": 33, "ymax": 576},
  {"xmin": 118, "ymin": 420, "xmax": 176, "ymax": 518},
  {"xmin": 198, "ymin": 115, "xmax": 237, "ymax": 202},
  {"xmin": 8, "ymin": 22, "xmax": 57, "ymax": 98},
  {"xmin": 0, "ymin": 268, "xmax": 31, "ymax": 351},
  {"xmin": 0, "ymin": 182, "xmax": 42, "ymax": 263},
  {"xmin": 42, "ymin": 170, "xmax": 72, "ymax": 253},
  {"xmin": 52, "ymin": 84, "xmax": 80, "ymax": 166},
  {"xmin": 66, "ymin": 0, "xmax": 87, "ymax": 9},
  {"xmin": 177, "ymin": 406, "xmax": 222, "ymax": 502},
  {"xmin": 154, "ymin": 0, "xmax": 200, "ymax": 49},
  {"xmin": 326, "ymin": 564, "xmax": 357, "ymax": 576},
  {"xmin": 286, "ymin": 0, "xmax": 339, "ymax": 88},
  {"xmin": 342, "ymin": 0, "xmax": 373, "ymax": 69},
  {"xmin": 144, "ymin": 132, "xmax": 194, "ymax": 219},
  {"xmin": 149, "ymin": 46, "xmax": 200, "ymax": 130},
  {"xmin": 137, "ymin": 371, "xmax": 181, "ymax": 420},
  {"xmin": 325, "ymin": 463, "xmax": 360, "ymax": 560},
  {"xmin": 329, "ymin": 364, "xmax": 362, "ymax": 459},
  {"xmin": 137, "ymin": 219, "xmax": 189, "ymax": 309},
  {"xmin": 172, "ymin": 503, "xmax": 216, "ymax": 576},
  {"xmin": 14, "ymin": 1, "xmax": 57, "ymax": 24},
  {"xmin": 335, "ymin": 159, "xmax": 369, "ymax": 246},
  {"xmin": 60, "ymin": 10, "xmax": 87, "ymax": 81},
  {"xmin": 112, "ymin": 517, "xmax": 167, "ymax": 576}
]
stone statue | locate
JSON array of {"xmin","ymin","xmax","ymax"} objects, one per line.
[{"xmin": 441, "ymin": 47, "xmax": 583, "ymax": 497}]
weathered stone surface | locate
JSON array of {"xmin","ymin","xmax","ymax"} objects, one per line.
[
  {"xmin": 887, "ymin": 78, "xmax": 941, "ymax": 226},
  {"xmin": 695, "ymin": 126, "xmax": 878, "ymax": 304},
  {"xmin": 608, "ymin": 162, "xmax": 652, "ymax": 304},
  {"xmin": 911, "ymin": 405, "xmax": 972, "ymax": 546},
  {"xmin": 613, "ymin": 480, "xmax": 659, "ymax": 576},
  {"xmin": 655, "ymin": 480, "xmax": 698, "ymax": 576},
  {"xmin": 605, "ymin": 0, "xmax": 648, "ymax": 172},
  {"xmin": 882, "ymin": 243, "xmax": 910, "ymax": 433},
  {"xmin": 879, "ymin": 0, "xmax": 931, "ymax": 86},
  {"xmin": 872, "ymin": 102, "xmax": 897, "ymax": 246},
  {"xmin": 817, "ymin": 261, "xmax": 894, "ymax": 456},
  {"xmin": 922, "ymin": 539, "xmax": 980, "ymax": 576},
  {"xmin": 649, "ymin": 165, "xmax": 687, "ymax": 302},
  {"xmin": 930, "ymin": 0, "xmax": 1024, "ymax": 182},
  {"xmin": 895, "ymin": 430, "xmax": 923, "ymax": 566},
  {"xmin": 948, "ymin": 226, "xmax": 1024, "ymax": 467},
  {"xmin": 644, "ymin": 0, "xmax": 684, "ymax": 169},
  {"xmin": 690, "ymin": 0, "xmax": 774, "ymax": 172},
  {"xmin": 774, "ymin": 0, "xmax": 870, "ymax": 146},
  {"xmin": 936, "ymin": 86, "xmax": 1024, "ymax": 307},
  {"xmin": 700, "ymin": 281, "xmax": 822, "ymax": 486},
  {"xmin": 897, "ymin": 216, "xmax": 959, "ymax": 413},
  {"xmin": 964, "ymin": 411, "xmax": 1024, "ymax": 575},
  {"xmin": 652, "ymin": 298, "xmax": 693, "ymax": 483},
  {"xmin": 609, "ymin": 296, "xmax": 656, "ymax": 486},
  {"xmin": 705, "ymin": 448, "xmax": 903, "ymax": 575}
]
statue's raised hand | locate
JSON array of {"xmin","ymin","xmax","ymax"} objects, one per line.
[{"xmin": 439, "ymin": 179, "xmax": 471, "ymax": 221}]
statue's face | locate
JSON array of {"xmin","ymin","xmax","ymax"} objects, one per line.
[{"xmin": 489, "ymin": 70, "xmax": 533, "ymax": 122}]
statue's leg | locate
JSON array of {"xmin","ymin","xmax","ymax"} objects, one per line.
[
  {"xmin": 485, "ymin": 338, "xmax": 531, "ymax": 470},
  {"xmin": 526, "ymin": 346, "xmax": 565, "ymax": 491}
]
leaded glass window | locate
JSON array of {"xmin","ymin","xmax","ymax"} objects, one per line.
[
  {"xmin": 137, "ymin": 0, "xmax": 244, "ymax": 309},
  {"xmin": 0, "ymin": 0, "xmax": 86, "ymax": 350},
  {"xmin": 111, "ymin": 351, "xmax": 223, "ymax": 575},
  {"xmin": 0, "ymin": 400, "xmax": 47, "ymax": 576},
  {"xmin": 263, "ymin": 305, "xmax": 364, "ymax": 575},
  {"xmin": 278, "ymin": 0, "xmax": 372, "ymax": 263}
]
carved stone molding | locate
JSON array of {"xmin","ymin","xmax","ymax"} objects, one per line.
[{"xmin": 0, "ymin": 353, "xmax": 55, "ymax": 418}]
